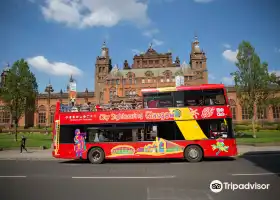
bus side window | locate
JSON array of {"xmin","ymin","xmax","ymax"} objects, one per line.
[
  {"xmin": 115, "ymin": 129, "xmax": 133, "ymax": 142},
  {"xmin": 156, "ymin": 122, "xmax": 176, "ymax": 140},
  {"xmin": 173, "ymin": 91, "xmax": 184, "ymax": 107},
  {"xmin": 87, "ymin": 128, "xmax": 114, "ymax": 142},
  {"xmin": 183, "ymin": 90, "xmax": 203, "ymax": 106},
  {"xmin": 60, "ymin": 125, "xmax": 86, "ymax": 144},
  {"xmin": 87, "ymin": 129, "xmax": 98, "ymax": 142},
  {"xmin": 203, "ymin": 89, "xmax": 226, "ymax": 105},
  {"xmin": 144, "ymin": 92, "xmax": 174, "ymax": 108},
  {"xmin": 143, "ymin": 125, "xmax": 157, "ymax": 141}
]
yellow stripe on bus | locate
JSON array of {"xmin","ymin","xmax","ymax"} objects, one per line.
[
  {"xmin": 157, "ymin": 87, "xmax": 177, "ymax": 92},
  {"xmin": 168, "ymin": 108, "xmax": 208, "ymax": 140}
]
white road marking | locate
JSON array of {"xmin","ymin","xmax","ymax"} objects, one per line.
[
  {"xmin": 170, "ymin": 163, "xmax": 188, "ymax": 165},
  {"xmin": 232, "ymin": 172, "xmax": 280, "ymax": 176},
  {"xmin": 72, "ymin": 175, "xmax": 175, "ymax": 179},
  {"xmin": 0, "ymin": 176, "xmax": 27, "ymax": 178}
]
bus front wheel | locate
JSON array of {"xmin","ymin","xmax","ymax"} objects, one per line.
[
  {"xmin": 184, "ymin": 145, "xmax": 203, "ymax": 162},
  {"xmin": 88, "ymin": 147, "xmax": 105, "ymax": 164}
]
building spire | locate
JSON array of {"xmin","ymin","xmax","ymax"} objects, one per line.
[
  {"xmin": 102, "ymin": 40, "xmax": 106, "ymax": 49},
  {"xmin": 69, "ymin": 74, "xmax": 74, "ymax": 82},
  {"xmin": 101, "ymin": 41, "xmax": 108, "ymax": 57}
]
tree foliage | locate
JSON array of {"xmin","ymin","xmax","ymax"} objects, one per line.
[
  {"xmin": 230, "ymin": 41, "xmax": 277, "ymax": 137},
  {"xmin": 0, "ymin": 59, "xmax": 38, "ymax": 140}
]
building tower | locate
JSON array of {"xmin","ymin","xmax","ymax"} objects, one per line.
[
  {"xmin": 0, "ymin": 64, "xmax": 10, "ymax": 87},
  {"xmin": 189, "ymin": 35, "xmax": 208, "ymax": 84},
  {"xmin": 67, "ymin": 75, "xmax": 77, "ymax": 107},
  {"xmin": 95, "ymin": 41, "xmax": 112, "ymax": 104}
]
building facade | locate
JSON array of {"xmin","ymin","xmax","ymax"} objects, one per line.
[{"xmin": 0, "ymin": 37, "xmax": 280, "ymax": 128}]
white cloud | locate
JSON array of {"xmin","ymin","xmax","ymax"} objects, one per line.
[
  {"xmin": 222, "ymin": 49, "xmax": 238, "ymax": 63},
  {"xmin": 40, "ymin": 0, "xmax": 150, "ymax": 28},
  {"xmin": 223, "ymin": 43, "xmax": 231, "ymax": 49},
  {"xmin": 221, "ymin": 76, "xmax": 234, "ymax": 85},
  {"xmin": 208, "ymin": 74, "xmax": 216, "ymax": 80},
  {"xmin": 132, "ymin": 49, "xmax": 140, "ymax": 55},
  {"xmin": 270, "ymin": 70, "xmax": 280, "ymax": 77},
  {"xmin": 143, "ymin": 28, "xmax": 159, "ymax": 37},
  {"xmin": 151, "ymin": 38, "xmax": 164, "ymax": 47},
  {"xmin": 27, "ymin": 56, "xmax": 82, "ymax": 76},
  {"xmin": 194, "ymin": 0, "xmax": 214, "ymax": 3}
]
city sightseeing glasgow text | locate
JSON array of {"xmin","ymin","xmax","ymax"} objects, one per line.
[{"xmin": 99, "ymin": 111, "xmax": 174, "ymax": 121}]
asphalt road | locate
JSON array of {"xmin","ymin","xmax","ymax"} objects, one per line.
[{"xmin": 0, "ymin": 154, "xmax": 279, "ymax": 200}]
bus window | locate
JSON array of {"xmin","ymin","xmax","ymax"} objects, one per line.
[
  {"xmin": 142, "ymin": 124, "xmax": 158, "ymax": 141},
  {"xmin": 197, "ymin": 119, "xmax": 233, "ymax": 139},
  {"xmin": 87, "ymin": 127, "xmax": 115, "ymax": 142},
  {"xmin": 143, "ymin": 92, "xmax": 173, "ymax": 108},
  {"xmin": 115, "ymin": 129, "xmax": 133, "ymax": 142},
  {"xmin": 60, "ymin": 125, "xmax": 86, "ymax": 144},
  {"xmin": 87, "ymin": 128, "xmax": 98, "ymax": 142},
  {"xmin": 183, "ymin": 90, "xmax": 204, "ymax": 106},
  {"xmin": 156, "ymin": 121, "xmax": 176, "ymax": 140},
  {"xmin": 203, "ymin": 89, "xmax": 226, "ymax": 105},
  {"xmin": 173, "ymin": 91, "xmax": 185, "ymax": 107}
]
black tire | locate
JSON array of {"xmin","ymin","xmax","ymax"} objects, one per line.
[
  {"xmin": 88, "ymin": 147, "xmax": 105, "ymax": 164},
  {"xmin": 184, "ymin": 145, "xmax": 203, "ymax": 162}
]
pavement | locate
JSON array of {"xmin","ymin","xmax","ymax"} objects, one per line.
[
  {"xmin": 1, "ymin": 145, "xmax": 280, "ymax": 160},
  {"xmin": 0, "ymin": 153, "xmax": 279, "ymax": 200}
]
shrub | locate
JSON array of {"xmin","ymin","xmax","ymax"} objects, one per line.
[
  {"xmin": 234, "ymin": 125, "xmax": 251, "ymax": 132},
  {"xmin": 277, "ymin": 124, "xmax": 280, "ymax": 131}
]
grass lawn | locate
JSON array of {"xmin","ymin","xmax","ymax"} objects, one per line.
[
  {"xmin": 236, "ymin": 130, "xmax": 280, "ymax": 144},
  {"xmin": 0, "ymin": 132, "xmax": 52, "ymax": 149}
]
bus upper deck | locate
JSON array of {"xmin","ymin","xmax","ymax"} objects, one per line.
[{"xmin": 141, "ymin": 84, "xmax": 229, "ymax": 108}]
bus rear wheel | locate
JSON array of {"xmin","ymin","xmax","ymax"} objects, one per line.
[
  {"xmin": 184, "ymin": 145, "xmax": 203, "ymax": 162},
  {"xmin": 88, "ymin": 147, "xmax": 105, "ymax": 164}
]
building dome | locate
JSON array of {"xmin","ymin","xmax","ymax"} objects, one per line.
[
  {"xmin": 194, "ymin": 44, "xmax": 201, "ymax": 53},
  {"xmin": 101, "ymin": 49, "xmax": 106, "ymax": 57}
]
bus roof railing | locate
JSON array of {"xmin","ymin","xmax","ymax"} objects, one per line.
[{"xmin": 58, "ymin": 102, "xmax": 143, "ymax": 113}]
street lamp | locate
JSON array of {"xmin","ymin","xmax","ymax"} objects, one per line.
[{"xmin": 45, "ymin": 83, "xmax": 54, "ymax": 127}]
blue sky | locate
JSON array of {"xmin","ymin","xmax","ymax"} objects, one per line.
[{"xmin": 0, "ymin": 0, "xmax": 279, "ymax": 92}]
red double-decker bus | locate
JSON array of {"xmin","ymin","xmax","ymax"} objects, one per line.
[{"xmin": 52, "ymin": 84, "xmax": 237, "ymax": 164}]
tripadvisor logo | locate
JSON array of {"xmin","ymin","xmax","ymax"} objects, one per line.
[{"xmin": 210, "ymin": 180, "xmax": 270, "ymax": 193}]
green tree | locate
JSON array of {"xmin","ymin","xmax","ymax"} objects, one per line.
[
  {"xmin": 267, "ymin": 73, "xmax": 280, "ymax": 106},
  {"xmin": 0, "ymin": 59, "xmax": 38, "ymax": 141},
  {"xmin": 231, "ymin": 41, "xmax": 275, "ymax": 138}
]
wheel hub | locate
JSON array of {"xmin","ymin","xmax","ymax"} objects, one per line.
[
  {"xmin": 188, "ymin": 148, "xmax": 198, "ymax": 159},
  {"xmin": 92, "ymin": 151, "xmax": 101, "ymax": 162}
]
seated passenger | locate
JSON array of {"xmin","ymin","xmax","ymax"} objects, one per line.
[{"xmin": 98, "ymin": 132, "xmax": 106, "ymax": 142}]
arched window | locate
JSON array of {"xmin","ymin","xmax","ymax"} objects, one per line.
[
  {"xmin": 242, "ymin": 107, "xmax": 250, "ymax": 120},
  {"xmin": 38, "ymin": 105, "xmax": 46, "ymax": 125},
  {"xmin": 273, "ymin": 106, "xmax": 280, "ymax": 119},
  {"xmin": 0, "ymin": 108, "xmax": 10, "ymax": 124},
  {"xmin": 229, "ymin": 99, "xmax": 236, "ymax": 120},
  {"xmin": 109, "ymin": 87, "xmax": 116, "ymax": 100},
  {"xmin": 163, "ymin": 70, "xmax": 172, "ymax": 82}
]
